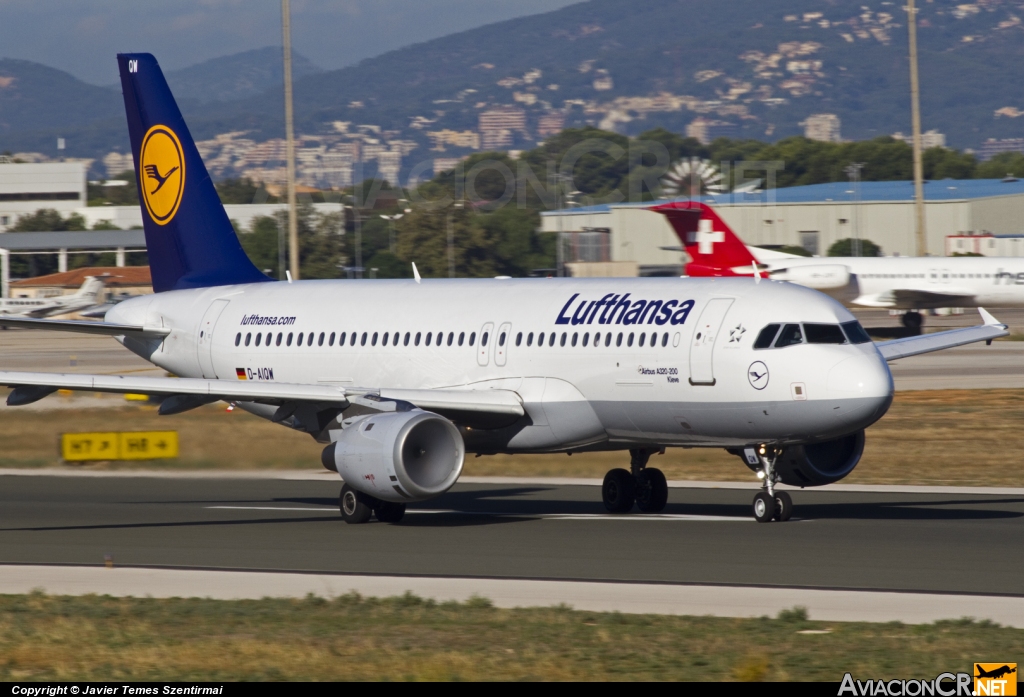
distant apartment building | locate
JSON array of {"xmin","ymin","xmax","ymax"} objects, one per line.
[
  {"xmin": 685, "ymin": 117, "xmax": 738, "ymax": 145},
  {"xmin": 427, "ymin": 129, "xmax": 480, "ymax": 151},
  {"xmin": 0, "ymin": 162, "xmax": 86, "ymax": 232},
  {"xmin": 377, "ymin": 149, "xmax": 402, "ymax": 185},
  {"xmin": 978, "ymin": 138, "xmax": 1024, "ymax": 162},
  {"xmin": 433, "ymin": 157, "xmax": 465, "ymax": 175},
  {"xmin": 537, "ymin": 112, "xmax": 566, "ymax": 138},
  {"xmin": 802, "ymin": 113, "xmax": 842, "ymax": 142},
  {"xmin": 891, "ymin": 129, "xmax": 947, "ymax": 149},
  {"xmin": 102, "ymin": 152, "xmax": 134, "ymax": 178},
  {"xmin": 479, "ymin": 106, "xmax": 528, "ymax": 150}
]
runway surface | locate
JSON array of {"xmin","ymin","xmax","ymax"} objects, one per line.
[{"xmin": 2, "ymin": 474, "xmax": 1021, "ymax": 598}]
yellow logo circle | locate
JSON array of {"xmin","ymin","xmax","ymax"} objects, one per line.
[{"xmin": 139, "ymin": 125, "xmax": 185, "ymax": 225}]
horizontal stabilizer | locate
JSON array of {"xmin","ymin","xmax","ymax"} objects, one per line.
[
  {"xmin": 0, "ymin": 317, "xmax": 170, "ymax": 338},
  {"xmin": 875, "ymin": 309, "xmax": 1008, "ymax": 361}
]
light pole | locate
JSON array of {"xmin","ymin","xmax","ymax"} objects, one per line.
[
  {"xmin": 281, "ymin": 0, "xmax": 299, "ymax": 280},
  {"xmin": 380, "ymin": 214, "xmax": 404, "ymax": 254},
  {"xmin": 343, "ymin": 200, "xmax": 362, "ymax": 278},
  {"xmin": 448, "ymin": 200, "xmax": 463, "ymax": 278},
  {"xmin": 907, "ymin": 0, "xmax": 927, "ymax": 256},
  {"xmin": 844, "ymin": 162, "xmax": 864, "ymax": 256}
]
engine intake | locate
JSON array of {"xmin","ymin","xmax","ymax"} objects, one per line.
[
  {"xmin": 775, "ymin": 430, "xmax": 865, "ymax": 487},
  {"xmin": 322, "ymin": 410, "xmax": 464, "ymax": 502}
]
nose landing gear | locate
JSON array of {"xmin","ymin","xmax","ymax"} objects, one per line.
[
  {"xmin": 602, "ymin": 448, "xmax": 668, "ymax": 514},
  {"xmin": 752, "ymin": 445, "xmax": 793, "ymax": 523}
]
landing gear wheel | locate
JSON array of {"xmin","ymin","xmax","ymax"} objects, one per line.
[
  {"xmin": 602, "ymin": 468, "xmax": 636, "ymax": 513},
  {"xmin": 374, "ymin": 501, "xmax": 406, "ymax": 523},
  {"xmin": 635, "ymin": 467, "xmax": 668, "ymax": 513},
  {"xmin": 773, "ymin": 491, "xmax": 793, "ymax": 522},
  {"xmin": 902, "ymin": 311, "xmax": 923, "ymax": 329},
  {"xmin": 752, "ymin": 491, "xmax": 776, "ymax": 523},
  {"xmin": 339, "ymin": 484, "xmax": 373, "ymax": 524}
]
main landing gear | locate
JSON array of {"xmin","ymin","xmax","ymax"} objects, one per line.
[
  {"xmin": 339, "ymin": 483, "xmax": 406, "ymax": 524},
  {"xmin": 901, "ymin": 311, "xmax": 923, "ymax": 330},
  {"xmin": 752, "ymin": 445, "xmax": 793, "ymax": 523},
  {"xmin": 602, "ymin": 448, "xmax": 669, "ymax": 514}
]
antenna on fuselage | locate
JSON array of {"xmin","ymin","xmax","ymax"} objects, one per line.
[
  {"xmin": 752, "ymin": 262, "xmax": 761, "ymax": 284},
  {"xmin": 412, "ymin": 262, "xmax": 421, "ymax": 284}
]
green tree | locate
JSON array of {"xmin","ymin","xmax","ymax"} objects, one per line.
[
  {"xmin": 239, "ymin": 215, "xmax": 282, "ymax": 277},
  {"xmin": 216, "ymin": 177, "xmax": 269, "ymax": 204},
  {"xmin": 923, "ymin": 147, "xmax": 977, "ymax": 180},
  {"xmin": 87, "ymin": 170, "xmax": 139, "ymax": 207},
  {"xmin": 976, "ymin": 152, "xmax": 1024, "ymax": 179},
  {"xmin": 828, "ymin": 238, "xmax": 882, "ymax": 257}
]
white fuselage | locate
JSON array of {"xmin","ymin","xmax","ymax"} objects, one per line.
[
  {"xmin": 106, "ymin": 277, "xmax": 893, "ymax": 452},
  {"xmin": 758, "ymin": 254, "xmax": 1024, "ymax": 309}
]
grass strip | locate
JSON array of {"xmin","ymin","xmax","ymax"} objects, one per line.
[
  {"xmin": 1, "ymin": 389, "xmax": 1022, "ymax": 486},
  {"xmin": 1, "ymin": 592, "xmax": 1021, "ymax": 681}
]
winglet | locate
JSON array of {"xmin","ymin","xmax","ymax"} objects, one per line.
[
  {"xmin": 412, "ymin": 262, "xmax": 422, "ymax": 284},
  {"xmin": 977, "ymin": 307, "xmax": 1005, "ymax": 327}
]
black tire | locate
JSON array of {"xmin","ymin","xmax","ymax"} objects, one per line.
[
  {"xmin": 374, "ymin": 501, "xmax": 406, "ymax": 523},
  {"xmin": 602, "ymin": 468, "xmax": 636, "ymax": 513},
  {"xmin": 773, "ymin": 491, "xmax": 793, "ymax": 522},
  {"xmin": 636, "ymin": 467, "xmax": 669, "ymax": 513},
  {"xmin": 339, "ymin": 484, "xmax": 373, "ymax": 524},
  {"xmin": 902, "ymin": 311, "xmax": 923, "ymax": 329},
  {"xmin": 752, "ymin": 491, "xmax": 776, "ymax": 523}
]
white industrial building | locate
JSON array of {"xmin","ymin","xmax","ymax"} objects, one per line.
[
  {"xmin": 0, "ymin": 162, "xmax": 86, "ymax": 231},
  {"xmin": 541, "ymin": 178, "xmax": 1024, "ymax": 275}
]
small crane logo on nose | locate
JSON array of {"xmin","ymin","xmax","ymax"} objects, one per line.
[{"xmin": 748, "ymin": 361, "xmax": 769, "ymax": 390}]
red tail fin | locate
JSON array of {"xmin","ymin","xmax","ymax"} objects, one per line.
[{"xmin": 650, "ymin": 201, "xmax": 757, "ymax": 277}]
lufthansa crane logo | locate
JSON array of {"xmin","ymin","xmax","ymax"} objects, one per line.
[
  {"xmin": 748, "ymin": 361, "xmax": 769, "ymax": 390},
  {"xmin": 139, "ymin": 124, "xmax": 185, "ymax": 225}
]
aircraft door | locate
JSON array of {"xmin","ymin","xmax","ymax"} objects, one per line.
[
  {"xmin": 477, "ymin": 322, "xmax": 495, "ymax": 367},
  {"xmin": 197, "ymin": 299, "xmax": 230, "ymax": 379},
  {"xmin": 494, "ymin": 322, "xmax": 512, "ymax": 366},
  {"xmin": 688, "ymin": 298, "xmax": 734, "ymax": 386}
]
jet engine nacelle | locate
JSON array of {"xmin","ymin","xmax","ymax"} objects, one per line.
[
  {"xmin": 775, "ymin": 430, "xmax": 865, "ymax": 487},
  {"xmin": 770, "ymin": 264, "xmax": 851, "ymax": 291},
  {"xmin": 321, "ymin": 410, "xmax": 464, "ymax": 503}
]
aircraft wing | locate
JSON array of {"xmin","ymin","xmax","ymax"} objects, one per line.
[
  {"xmin": 0, "ymin": 317, "xmax": 170, "ymax": 338},
  {"xmin": 875, "ymin": 308, "xmax": 1008, "ymax": 361},
  {"xmin": 854, "ymin": 288, "xmax": 976, "ymax": 309},
  {"xmin": 0, "ymin": 370, "xmax": 525, "ymax": 424}
]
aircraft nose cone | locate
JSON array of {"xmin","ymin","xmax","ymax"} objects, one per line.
[{"xmin": 827, "ymin": 353, "xmax": 893, "ymax": 400}]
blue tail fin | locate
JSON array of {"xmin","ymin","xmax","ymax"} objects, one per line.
[{"xmin": 117, "ymin": 53, "xmax": 270, "ymax": 293}]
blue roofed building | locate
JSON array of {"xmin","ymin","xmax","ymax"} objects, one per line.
[{"xmin": 540, "ymin": 178, "xmax": 1024, "ymax": 276}]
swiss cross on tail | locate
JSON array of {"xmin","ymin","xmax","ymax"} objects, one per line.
[{"xmin": 649, "ymin": 201, "xmax": 759, "ymax": 277}]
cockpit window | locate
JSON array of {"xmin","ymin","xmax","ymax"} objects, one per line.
[
  {"xmin": 841, "ymin": 321, "xmax": 872, "ymax": 344},
  {"xmin": 753, "ymin": 324, "xmax": 781, "ymax": 349},
  {"xmin": 804, "ymin": 323, "xmax": 847, "ymax": 344},
  {"xmin": 774, "ymin": 323, "xmax": 803, "ymax": 347}
]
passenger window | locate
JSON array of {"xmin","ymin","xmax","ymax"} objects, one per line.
[
  {"xmin": 774, "ymin": 324, "xmax": 803, "ymax": 348},
  {"xmin": 627, "ymin": 332, "xmax": 634, "ymax": 347},
  {"xmin": 308, "ymin": 333, "xmax": 315, "ymax": 347},
  {"xmin": 360, "ymin": 332, "xmax": 367, "ymax": 346},
  {"xmin": 662, "ymin": 332, "xmax": 669, "ymax": 347},
  {"xmin": 560, "ymin": 332, "xmax": 566, "ymax": 347},
  {"xmin": 515, "ymin": 332, "xmax": 522, "ymax": 347},
  {"xmin": 245, "ymin": 332, "xmax": 251, "ymax": 346},
  {"xmin": 286, "ymin": 332, "xmax": 293, "ymax": 346},
  {"xmin": 527, "ymin": 332, "xmax": 534, "ymax": 347},
  {"xmin": 404, "ymin": 332, "xmax": 410, "ymax": 346},
  {"xmin": 593, "ymin": 332, "xmax": 600, "ymax": 347},
  {"xmin": 538, "ymin": 332, "xmax": 545, "ymax": 346},
  {"xmin": 235, "ymin": 333, "xmax": 241, "ymax": 347},
  {"xmin": 804, "ymin": 324, "xmax": 847, "ymax": 344},
  {"xmin": 549, "ymin": 333, "xmax": 556, "ymax": 347},
  {"xmin": 638, "ymin": 333, "xmax": 645, "ymax": 347},
  {"xmin": 415, "ymin": 332, "xmax": 421, "ymax": 346},
  {"xmin": 469, "ymin": 332, "xmax": 476, "ymax": 346},
  {"xmin": 318, "ymin": 332, "xmax": 325, "ymax": 346},
  {"xmin": 482, "ymin": 332, "xmax": 489, "ymax": 347},
  {"xmin": 571, "ymin": 332, "xmax": 577, "ymax": 347},
  {"xmin": 297, "ymin": 332, "xmax": 303, "ymax": 346},
  {"xmin": 369, "ymin": 332, "xmax": 376, "ymax": 346},
  {"xmin": 582, "ymin": 332, "xmax": 589, "ymax": 347},
  {"xmin": 616, "ymin": 332, "xmax": 623, "ymax": 347},
  {"xmin": 436, "ymin": 332, "xmax": 443, "ymax": 347},
  {"xmin": 447, "ymin": 332, "xmax": 454, "ymax": 346},
  {"xmin": 277, "ymin": 333, "xmax": 283, "ymax": 346},
  {"xmin": 458, "ymin": 332, "xmax": 465, "ymax": 346},
  {"xmin": 754, "ymin": 324, "xmax": 781, "ymax": 349},
  {"xmin": 499, "ymin": 332, "xmax": 506, "ymax": 347},
  {"xmin": 841, "ymin": 321, "xmax": 872, "ymax": 345},
  {"xmin": 605, "ymin": 333, "xmax": 612, "ymax": 347},
  {"xmin": 255, "ymin": 333, "xmax": 262, "ymax": 347}
]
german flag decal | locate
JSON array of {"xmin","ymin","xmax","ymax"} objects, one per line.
[{"xmin": 235, "ymin": 368, "xmax": 246, "ymax": 380}]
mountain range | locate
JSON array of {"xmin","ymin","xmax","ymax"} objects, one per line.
[{"xmin": 2, "ymin": 0, "xmax": 1023, "ymax": 167}]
